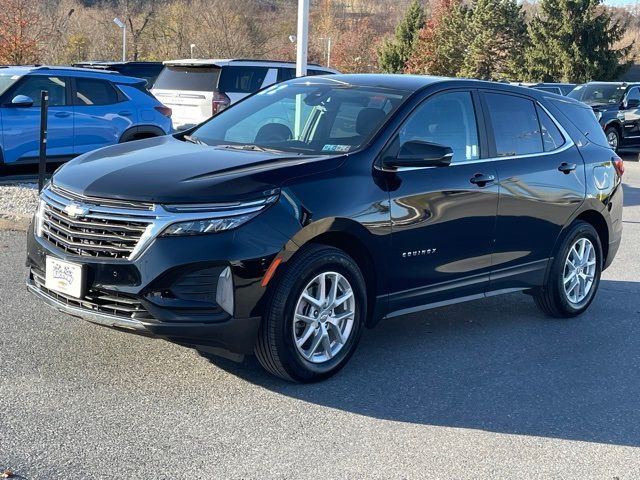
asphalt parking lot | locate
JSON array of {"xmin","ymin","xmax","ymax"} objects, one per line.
[{"xmin": 1, "ymin": 159, "xmax": 639, "ymax": 479}]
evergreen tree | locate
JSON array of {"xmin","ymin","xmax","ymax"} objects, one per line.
[
  {"xmin": 523, "ymin": 0, "xmax": 630, "ymax": 82},
  {"xmin": 459, "ymin": 0, "xmax": 528, "ymax": 81},
  {"xmin": 405, "ymin": 0, "xmax": 470, "ymax": 77},
  {"xmin": 377, "ymin": 0, "xmax": 426, "ymax": 73}
]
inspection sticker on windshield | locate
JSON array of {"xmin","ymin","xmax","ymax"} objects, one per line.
[{"xmin": 322, "ymin": 144, "xmax": 351, "ymax": 153}]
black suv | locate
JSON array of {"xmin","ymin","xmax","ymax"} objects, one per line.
[
  {"xmin": 72, "ymin": 61, "xmax": 164, "ymax": 86},
  {"xmin": 27, "ymin": 75, "xmax": 624, "ymax": 382},
  {"xmin": 568, "ymin": 81, "xmax": 640, "ymax": 151}
]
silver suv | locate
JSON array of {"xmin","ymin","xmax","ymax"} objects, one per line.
[{"xmin": 151, "ymin": 59, "xmax": 338, "ymax": 130}]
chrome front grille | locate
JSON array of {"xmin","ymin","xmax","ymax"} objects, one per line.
[
  {"xmin": 39, "ymin": 187, "xmax": 157, "ymax": 260},
  {"xmin": 30, "ymin": 268, "xmax": 153, "ymax": 320}
]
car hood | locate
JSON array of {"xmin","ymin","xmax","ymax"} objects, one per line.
[{"xmin": 52, "ymin": 136, "xmax": 344, "ymax": 204}]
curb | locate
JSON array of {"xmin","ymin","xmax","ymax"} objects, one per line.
[{"xmin": 0, "ymin": 215, "xmax": 30, "ymax": 232}]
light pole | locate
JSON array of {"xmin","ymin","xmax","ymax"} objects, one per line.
[
  {"xmin": 319, "ymin": 37, "xmax": 332, "ymax": 68},
  {"xmin": 190, "ymin": 44, "xmax": 196, "ymax": 58},
  {"xmin": 295, "ymin": 0, "xmax": 309, "ymax": 77},
  {"xmin": 113, "ymin": 17, "xmax": 126, "ymax": 62}
]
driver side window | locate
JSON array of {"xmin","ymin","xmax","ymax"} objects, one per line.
[
  {"xmin": 626, "ymin": 87, "xmax": 640, "ymax": 102},
  {"xmin": 399, "ymin": 91, "xmax": 479, "ymax": 163}
]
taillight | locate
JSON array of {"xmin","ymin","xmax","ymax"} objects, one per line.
[
  {"xmin": 154, "ymin": 105, "xmax": 172, "ymax": 117},
  {"xmin": 212, "ymin": 91, "xmax": 230, "ymax": 115},
  {"xmin": 612, "ymin": 155, "xmax": 624, "ymax": 177}
]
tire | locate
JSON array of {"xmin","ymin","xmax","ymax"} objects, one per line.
[
  {"xmin": 534, "ymin": 221, "xmax": 602, "ymax": 318},
  {"xmin": 605, "ymin": 126, "xmax": 620, "ymax": 152},
  {"xmin": 255, "ymin": 244, "xmax": 367, "ymax": 382}
]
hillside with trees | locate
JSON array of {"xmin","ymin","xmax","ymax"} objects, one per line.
[{"xmin": 0, "ymin": 0, "xmax": 637, "ymax": 82}]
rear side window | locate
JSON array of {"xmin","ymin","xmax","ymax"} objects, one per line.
[
  {"xmin": 308, "ymin": 69, "xmax": 332, "ymax": 76},
  {"xmin": 485, "ymin": 93, "xmax": 543, "ymax": 156},
  {"xmin": 278, "ymin": 68, "xmax": 296, "ymax": 82},
  {"xmin": 74, "ymin": 78, "xmax": 120, "ymax": 105},
  {"xmin": 550, "ymin": 98, "xmax": 610, "ymax": 148},
  {"xmin": 154, "ymin": 66, "xmax": 220, "ymax": 91},
  {"xmin": 218, "ymin": 66, "xmax": 268, "ymax": 93},
  {"xmin": 537, "ymin": 106, "xmax": 565, "ymax": 152}
]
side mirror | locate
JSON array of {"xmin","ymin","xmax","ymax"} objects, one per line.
[
  {"xmin": 624, "ymin": 98, "xmax": 640, "ymax": 109},
  {"xmin": 384, "ymin": 141, "xmax": 453, "ymax": 169},
  {"xmin": 8, "ymin": 95, "xmax": 34, "ymax": 108}
]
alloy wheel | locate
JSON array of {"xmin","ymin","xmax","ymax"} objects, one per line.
[
  {"xmin": 607, "ymin": 130, "xmax": 619, "ymax": 150},
  {"xmin": 563, "ymin": 237, "xmax": 597, "ymax": 305},
  {"xmin": 292, "ymin": 271, "xmax": 356, "ymax": 363}
]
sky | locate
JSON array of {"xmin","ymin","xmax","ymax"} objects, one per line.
[{"xmin": 605, "ymin": 0, "xmax": 638, "ymax": 5}]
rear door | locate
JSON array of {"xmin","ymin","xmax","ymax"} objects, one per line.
[
  {"xmin": 72, "ymin": 77, "xmax": 133, "ymax": 154},
  {"xmin": 480, "ymin": 90, "xmax": 585, "ymax": 290},
  {"xmin": 151, "ymin": 66, "xmax": 221, "ymax": 129},
  {"xmin": 1, "ymin": 74, "xmax": 74, "ymax": 163}
]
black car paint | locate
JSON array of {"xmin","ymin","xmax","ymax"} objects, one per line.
[{"xmin": 26, "ymin": 76, "xmax": 623, "ymax": 359}]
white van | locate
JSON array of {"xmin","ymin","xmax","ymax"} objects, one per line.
[{"xmin": 151, "ymin": 59, "xmax": 338, "ymax": 130}]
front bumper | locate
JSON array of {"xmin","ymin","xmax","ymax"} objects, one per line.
[{"xmin": 27, "ymin": 275, "xmax": 261, "ymax": 356}]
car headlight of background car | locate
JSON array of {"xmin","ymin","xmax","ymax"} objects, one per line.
[{"xmin": 160, "ymin": 194, "xmax": 279, "ymax": 237}]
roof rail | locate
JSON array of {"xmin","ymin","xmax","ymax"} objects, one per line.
[{"xmin": 229, "ymin": 58, "xmax": 324, "ymax": 67}]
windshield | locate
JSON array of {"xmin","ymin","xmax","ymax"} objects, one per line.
[
  {"xmin": 0, "ymin": 74, "xmax": 20, "ymax": 96},
  {"xmin": 568, "ymin": 84, "xmax": 626, "ymax": 105},
  {"xmin": 154, "ymin": 66, "xmax": 220, "ymax": 91},
  {"xmin": 189, "ymin": 80, "xmax": 409, "ymax": 155}
]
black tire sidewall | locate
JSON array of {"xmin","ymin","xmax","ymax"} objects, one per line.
[
  {"xmin": 271, "ymin": 248, "xmax": 367, "ymax": 381},
  {"xmin": 605, "ymin": 127, "xmax": 619, "ymax": 152},
  {"xmin": 549, "ymin": 222, "xmax": 602, "ymax": 316}
]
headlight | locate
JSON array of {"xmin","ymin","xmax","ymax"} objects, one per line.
[
  {"xmin": 160, "ymin": 193, "xmax": 278, "ymax": 237},
  {"xmin": 161, "ymin": 212, "xmax": 260, "ymax": 236}
]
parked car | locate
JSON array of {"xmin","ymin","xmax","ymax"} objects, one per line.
[
  {"xmin": 0, "ymin": 66, "xmax": 172, "ymax": 166},
  {"xmin": 151, "ymin": 59, "xmax": 338, "ymax": 130},
  {"xmin": 72, "ymin": 61, "xmax": 165, "ymax": 86},
  {"xmin": 568, "ymin": 81, "xmax": 640, "ymax": 151},
  {"xmin": 530, "ymin": 82, "xmax": 576, "ymax": 96},
  {"xmin": 27, "ymin": 75, "xmax": 623, "ymax": 382}
]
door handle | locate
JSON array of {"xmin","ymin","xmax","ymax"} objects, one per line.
[
  {"xmin": 118, "ymin": 111, "xmax": 133, "ymax": 116},
  {"xmin": 53, "ymin": 111, "xmax": 71, "ymax": 118},
  {"xmin": 558, "ymin": 162, "xmax": 577, "ymax": 174},
  {"xmin": 470, "ymin": 173, "xmax": 496, "ymax": 186}
]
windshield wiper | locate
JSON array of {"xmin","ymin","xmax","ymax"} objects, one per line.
[
  {"xmin": 217, "ymin": 144, "xmax": 288, "ymax": 154},
  {"xmin": 183, "ymin": 134, "xmax": 208, "ymax": 146}
]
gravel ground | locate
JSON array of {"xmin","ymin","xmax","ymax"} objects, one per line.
[
  {"xmin": 0, "ymin": 160, "xmax": 639, "ymax": 479},
  {"xmin": 0, "ymin": 183, "xmax": 38, "ymax": 220}
]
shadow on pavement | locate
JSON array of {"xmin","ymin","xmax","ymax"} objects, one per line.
[{"xmin": 204, "ymin": 280, "xmax": 640, "ymax": 447}]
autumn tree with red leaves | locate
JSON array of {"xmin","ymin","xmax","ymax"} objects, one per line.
[{"xmin": 0, "ymin": 0, "xmax": 48, "ymax": 65}]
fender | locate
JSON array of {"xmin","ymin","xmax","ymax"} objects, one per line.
[{"xmin": 119, "ymin": 125, "xmax": 166, "ymax": 143}]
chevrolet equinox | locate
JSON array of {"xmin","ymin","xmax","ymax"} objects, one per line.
[{"xmin": 27, "ymin": 75, "xmax": 624, "ymax": 382}]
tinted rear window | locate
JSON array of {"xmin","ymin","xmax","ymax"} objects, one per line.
[
  {"xmin": 485, "ymin": 93, "xmax": 543, "ymax": 156},
  {"xmin": 153, "ymin": 66, "xmax": 220, "ymax": 91},
  {"xmin": 115, "ymin": 65, "xmax": 163, "ymax": 84},
  {"xmin": 218, "ymin": 66, "xmax": 269, "ymax": 93},
  {"xmin": 551, "ymin": 98, "xmax": 610, "ymax": 148}
]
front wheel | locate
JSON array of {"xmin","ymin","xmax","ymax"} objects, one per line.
[
  {"xmin": 255, "ymin": 245, "xmax": 366, "ymax": 382},
  {"xmin": 534, "ymin": 221, "xmax": 602, "ymax": 318},
  {"xmin": 605, "ymin": 126, "xmax": 620, "ymax": 151}
]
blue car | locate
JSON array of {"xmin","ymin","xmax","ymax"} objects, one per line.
[{"xmin": 0, "ymin": 66, "xmax": 173, "ymax": 166}]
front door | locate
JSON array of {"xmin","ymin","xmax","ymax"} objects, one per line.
[
  {"xmin": 386, "ymin": 90, "xmax": 499, "ymax": 315},
  {"xmin": 621, "ymin": 86, "xmax": 640, "ymax": 146},
  {"xmin": 1, "ymin": 75, "xmax": 74, "ymax": 164}
]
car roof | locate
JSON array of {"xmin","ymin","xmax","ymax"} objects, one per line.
[
  {"xmin": 162, "ymin": 58, "xmax": 336, "ymax": 71},
  {"xmin": 286, "ymin": 74, "xmax": 583, "ymax": 100},
  {"xmin": 0, "ymin": 65, "xmax": 146, "ymax": 84}
]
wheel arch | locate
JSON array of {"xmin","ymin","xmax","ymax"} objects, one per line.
[
  {"xmin": 119, "ymin": 125, "xmax": 166, "ymax": 143},
  {"xmin": 281, "ymin": 218, "xmax": 386, "ymax": 328},
  {"xmin": 575, "ymin": 209, "xmax": 609, "ymax": 265},
  {"xmin": 603, "ymin": 120, "xmax": 622, "ymax": 139}
]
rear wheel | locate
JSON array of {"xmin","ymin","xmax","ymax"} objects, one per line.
[
  {"xmin": 534, "ymin": 221, "xmax": 602, "ymax": 318},
  {"xmin": 605, "ymin": 126, "xmax": 620, "ymax": 151},
  {"xmin": 255, "ymin": 245, "xmax": 366, "ymax": 382}
]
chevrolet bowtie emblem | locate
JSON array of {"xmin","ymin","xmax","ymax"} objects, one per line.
[{"xmin": 64, "ymin": 203, "xmax": 90, "ymax": 218}]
